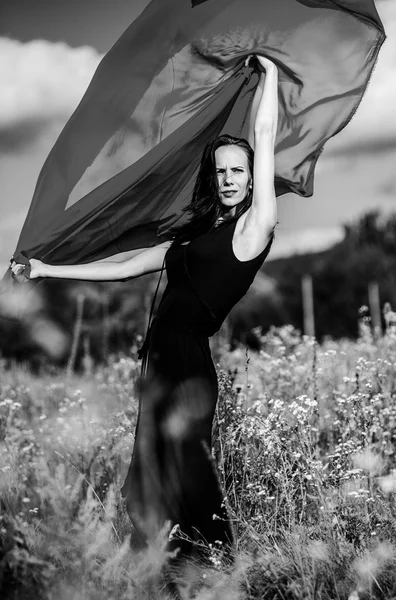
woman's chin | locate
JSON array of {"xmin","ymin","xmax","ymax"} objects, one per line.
[{"xmin": 221, "ymin": 200, "xmax": 243, "ymax": 210}]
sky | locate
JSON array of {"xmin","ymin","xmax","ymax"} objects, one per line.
[{"xmin": 0, "ymin": 0, "xmax": 395, "ymax": 273}]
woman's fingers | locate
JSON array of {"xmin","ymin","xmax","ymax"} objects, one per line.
[
  {"xmin": 244, "ymin": 54, "xmax": 253, "ymax": 68},
  {"xmin": 11, "ymin": 263, "xmax": 25, "ymax": 275},
  {"xmin": 9, "ymin": 258, "xmax": 21, "ymax": 273}
]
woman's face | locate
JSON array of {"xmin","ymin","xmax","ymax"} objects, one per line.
[{"xmin": 215, "ymin": 145, "xmax": 251, "ymax": 212}]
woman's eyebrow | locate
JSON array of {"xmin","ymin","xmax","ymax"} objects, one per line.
[{"xmin": 216, "ymin": 165, "xmax": 245, "ymax": 169}]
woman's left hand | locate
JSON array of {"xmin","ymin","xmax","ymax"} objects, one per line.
[
  {"xmin": 10, "ymin": 258, "xmax": 45, "ymax": 279},
  {"xmin": 9, "ymin": 258, "xmax": 24, "ymax": 276}
]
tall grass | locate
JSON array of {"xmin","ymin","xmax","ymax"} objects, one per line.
[{"xmin": 1, "ymin": 314, "xmax": 396, "ymax": 598}]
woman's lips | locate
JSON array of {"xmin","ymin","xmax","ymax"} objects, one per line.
[{"xmin": 221, "ymin": 190, "xmax": 237, "ymax": 196}]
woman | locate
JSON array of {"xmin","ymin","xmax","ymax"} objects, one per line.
[{"xmin": 10, "ymin": 55, "xmax": 278, "ymax": 563}]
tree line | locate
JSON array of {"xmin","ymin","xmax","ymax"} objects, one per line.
[{"xmin": 1, "ymin": 210, "xmax": 395, "ymax": 368}]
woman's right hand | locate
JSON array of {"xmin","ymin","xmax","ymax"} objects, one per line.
[
  {"xmin": 256, "ymin": 55, "xmax": 277, "ymax": 73},
  {"xmin": 10, "ymin": 258, "xmax": 46, "ymax": 279},
  {"xmin": 244, "ymin": 55, "xmax": 277, "ymax": 73}
]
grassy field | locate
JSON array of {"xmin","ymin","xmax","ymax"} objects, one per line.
[{"xmin": 2, "ymin": 314, "xmax": 396, "ymax": 599}]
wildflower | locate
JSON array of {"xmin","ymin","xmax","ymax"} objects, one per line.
[
  {"xmin": 352, "ymin": 449, "xmax": 384, "ymax": 475},
  {"xmin": 378, "ymin": 470, "xmax": 396, "ymax": 494}
]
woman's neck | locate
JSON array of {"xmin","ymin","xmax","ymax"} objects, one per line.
[{"xmin": 216, "ymin": 212, "xmax": 235, "ymax": 225}]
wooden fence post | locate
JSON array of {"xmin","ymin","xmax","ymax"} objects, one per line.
[
  {"xmin": 66, "ymin": 293, "xmax": 85, "ymax": 378},
  {"xmin": 102, "ymin": 292, "xmax": 109, "ymax": 361},
  {"xmin": 82, "ymin": 334, "xmax": 93, "ymax": 376},
  {"xmin": 368, "ymin": 281, "xmax": 382, "ymax": 337},
  {"xmin": 302, "ymin": 274, "xmax": 315, "ymax": 337}
]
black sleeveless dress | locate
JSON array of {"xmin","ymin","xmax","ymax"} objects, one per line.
[{"xmin": 120, "ymin": 219, "xmax": 273, "ymax": 559}]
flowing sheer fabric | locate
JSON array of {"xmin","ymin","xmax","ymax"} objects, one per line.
[{"xmin": 1, "ymin": 0, "xmax": 385, "ymax": 292}]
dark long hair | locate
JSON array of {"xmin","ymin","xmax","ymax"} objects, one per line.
[{"xmin": 170, "ymin": 134, "xmax": 254, "ymax": 245}]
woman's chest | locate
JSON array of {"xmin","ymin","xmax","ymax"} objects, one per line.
[{"xmin": 166, "ymin": 228, "xmax": 230, "ymax": 282}]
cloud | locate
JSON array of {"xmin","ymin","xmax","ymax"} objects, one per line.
[
  {"xmin": 0, "ymin": 37, "xmax": 102, "ymax": 148},
  {"xmin": 324, "ymin": 0, "xmax": 396, "ymax": 157},
  {"xmin": 270, "ymin": 226, "xmax": 345, "ymax": 260},
  {"xmin": 0, "ymin": 0, "xmax": 395, "ymax": 157},
  {"xmin": 0, "ymin": 119, "xmax": 51, "ymax": 152}
]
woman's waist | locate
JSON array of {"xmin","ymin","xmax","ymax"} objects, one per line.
[
  {"xmin": 156, "ymin": 286, "xmax": 216, "ymax": 332},
  {"xmin": 154, "ymin": 311, "xmax": 214, "ymax": 336},
  {"xmin": 138, "ymin": 315, "xmax": 209, "ymax": 361}
]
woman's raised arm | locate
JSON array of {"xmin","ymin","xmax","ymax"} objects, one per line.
[
  {"xmin": 10, "ymin": 241, "xmax": 171, "ymax": 281},
  {"xmin": 245, "ymin": 55, "xmax": 278, "ymax": 240}
]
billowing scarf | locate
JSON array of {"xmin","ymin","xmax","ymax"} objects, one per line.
[{"xmin": 1, "ymin": 0, "xmax": 385, "ymax": 294}]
